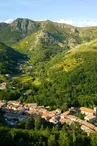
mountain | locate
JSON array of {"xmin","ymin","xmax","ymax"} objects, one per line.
[
  {"xmin": 0, "ymin": 42, "xmax": 25, "ymax": 74},
  {"xmin": 0, "ymin": 18, "xmax": 39, "ymax": 45},
  {"xmin": 11, "ymin": 19, "xmax": 97, "ymax": 78},
  {"xmin": 1, "ymin": 18, "xmax": 97, "ymax": 108},
  {"xmin": 11, "ymin": 20, "xmax": 97, "ymax": 65},
  {"xmin": 11, "ymin": 19, "xmax": 97, "ymax": 55},
  {"xmin": 1, "ymin": 18, "xmax": 97, "ymax": 47},
  {"xmin": 0, "ymin": 18, "xmax": 75, "ymax": 46}
]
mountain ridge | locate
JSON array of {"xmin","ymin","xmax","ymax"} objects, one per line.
[{"xmin": 1, "ymin": 18, "xmax": 97, "ymax": 46}]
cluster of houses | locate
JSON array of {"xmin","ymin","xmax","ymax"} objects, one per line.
[
  {"xmin": 59, "ymin": 107, "xmax": 97, "ymax": 135},
  {"xmin": 0, "ymin": 100, "xmax": 97, "ymax": 135},
  {"xmin": 18, "ymin": 60, "xmax": 32, "ymax": 75}
]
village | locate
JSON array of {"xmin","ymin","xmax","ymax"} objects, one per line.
[{"xmin": 0, "ymin": 100, "xmax": 97, "ymax": 135}]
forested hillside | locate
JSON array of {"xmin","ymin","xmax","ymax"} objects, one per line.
[
  {"xmin": 0, "ymin": 18, "xmax": 97, "ymax": 108},
  {"xmin": 33, "ymin": 39, "xmax": 97, "ymax": 108},
  {"xmin": 0, "ymin": 42, "xmax": 25, "ymax": 74}
]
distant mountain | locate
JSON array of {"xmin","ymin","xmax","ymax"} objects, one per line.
[
  {"xmin": 0, "ymin": 18, "xmax": 39, "ymax": 45},
  {"xmin": 0, "ymin": 18, "xmax": 97, "ymax": 47},
  {"xmin": 11, "ymin": 19, "xmax": 97, "ymax": 65},
  {"xmin": 0, "ymin": 42, "xmax": 25, "ymax": 74}
]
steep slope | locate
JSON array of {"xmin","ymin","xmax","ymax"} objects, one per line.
[
  {"xmin": 34, "ymin": 39, "xmax": 97, "ymax": 107},
  {"xmin": 12, "ymin": 36, "xmax": 97, "ymax": 109},
  {"xmin": 12, "ymin": 19, "xmax": 97, "ymax": 61},
  {"xmin": 13, "ymin": 29, "xmax": 67, "ymax": 64},
  {"xmin": 0, "ymin": 18, "xmax": 39, "ymax": 45},
  {"xmin": 78, "ymin": 26, "xmax": 97, "ymax": 42},
  {"xmin": 11, "ymin": 20, "xmax": 97, "ymax": 83},
  {"xmin": 16, "ymin": 39, "xmax": 97, "ymax": 108},
  {"xmin": 12, "ymin": 20, "xmax": 90, "ymax": 65},
  {"xmin": 0, "ymin": 42, "xmax": 25, "ymax": 74}
]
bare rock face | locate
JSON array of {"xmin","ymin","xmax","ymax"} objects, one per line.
[{"xmin": 10, "ymin": 18, "xmax": 38, "ymax": 35}]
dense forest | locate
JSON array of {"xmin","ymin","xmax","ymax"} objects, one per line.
[
  {"xmin": 0, "ymin": 42, "xmax": 26, "ymax": 74},
  {"xmin": 0, "ymin": 115, "xmax": 97, "ymax": 146}
]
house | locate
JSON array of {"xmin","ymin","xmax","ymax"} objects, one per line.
[
  {"xmin": 81, "ymin": 125, "xmax": 95, "ymax": 136},
  {"xmin": 55, "ymin": 114, "xmax": 61, "ymax": 121},
  {"xmin": 49, "ymin": 109, "xmax": 61, "ymax": 117},
  {"xmin": 94, "ymin": 107, "xmax": 97, "ymax": 116},
  {"xmin": 5, "ymin": 74, "xmax": 12, "ymax": 80},
  {"xmin": 24, "ymin": 103, "xmax": 37, "ymax": 110},
  {"xmin": 94, "ymin": 127, "xmax": 97, "ymax": 132},
  {"xmin": 38, "ymin": 106, "xmax": 45, "ymax": 109},
  {"xmin": 60, "ymin": 114, "xmax": 78, "ymax": 125},
  {"xmin": 49, "ymin": 117, "xmax": 58, "ymax": 124},
  {"xmin": 0, "ymin": 101, "xmax": 6, "ymax": 109},
  {"xmin": 7, "ymin": 102, "xmax": 25, "ymax": 114},
  {"xmin": 80, "ymin": 107, "xmax": 94, "ymax": 115},
  {"xmin": 45, "ymin": 106, "xmax": 50, "ymax": 109},
  {"xmin": 60, "ymin": 118, "xmax": 71, "ymax": 125},
  {"xmin": 80, "ymin": 120, "xmax": 95, "ymax": 130},
  {"xmin": 66, "ymin": 115, "xmax": 78, "ymax": 122},
  {"xmin": 69, "ymin": 107, "xmax": 78, "ymax": 114},
  {"xmin": 61, "ymin": 111, "xmax": 70, "ymax": 119},
  {"xmin": 42, "ymin": 112, "xmax": 51, "ymax": 121},
  {"xmin": 38, "ymin": 108, "xmax": 47, "ymax": 114},
  {"xmin": 8, "ymin": 100, "xmax": 21, "ymax": 106},
  {"xmin": 5, "ymin": 74, "xmax": 10, "ymax": 77},
  {"xmin": 29, "ymin": 106, "xmax": 37, "ymax": 110},
  {"xmin": 26, "ymin": 109, "xmax": 39, "ymax": 116},
  {"xmin": 23, "ymin": 104, "xmax": 29, "ymax": 110},
  {"xmin": 56, "ymin": 109, "xmax": 61, "ymax": 114},
  {"xmin": 84, "ymin": 115, "xmax": 97, "ymax": 123},
  {"xmin": 11, "ymin": 105, "xmax": 17, "ymax": 111},
  {"xmin": 16, "ymin": 106, "xmax": 25, "ymax": 114},
  {"xmin": 7, "ymin": 104, "xmax": 13, "ymax": 110},
  {"xmin": 48, "ymin": 111, "xmax": 56, "ymax": 117},
  {"xmin": 76, "ymin": 118, "xmax": 84, "ymax": 125}
]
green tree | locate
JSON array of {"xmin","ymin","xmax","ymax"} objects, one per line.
[{"xmin": 48, "ymin": 134, "xmax": 56, "ymax": 146}]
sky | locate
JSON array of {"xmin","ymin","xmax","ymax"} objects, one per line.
[{"xmin": 1, "ymin": 0, "xmax": 97, "ymax": 26}]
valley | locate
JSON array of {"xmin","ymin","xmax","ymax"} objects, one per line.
[
  {"xmin": 1, "ymin": 18, "xmax": 97, "ymax": 108},
  {"xmin": 1, "ymin": 18, "xmax": 97, "ymax": 145}
]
